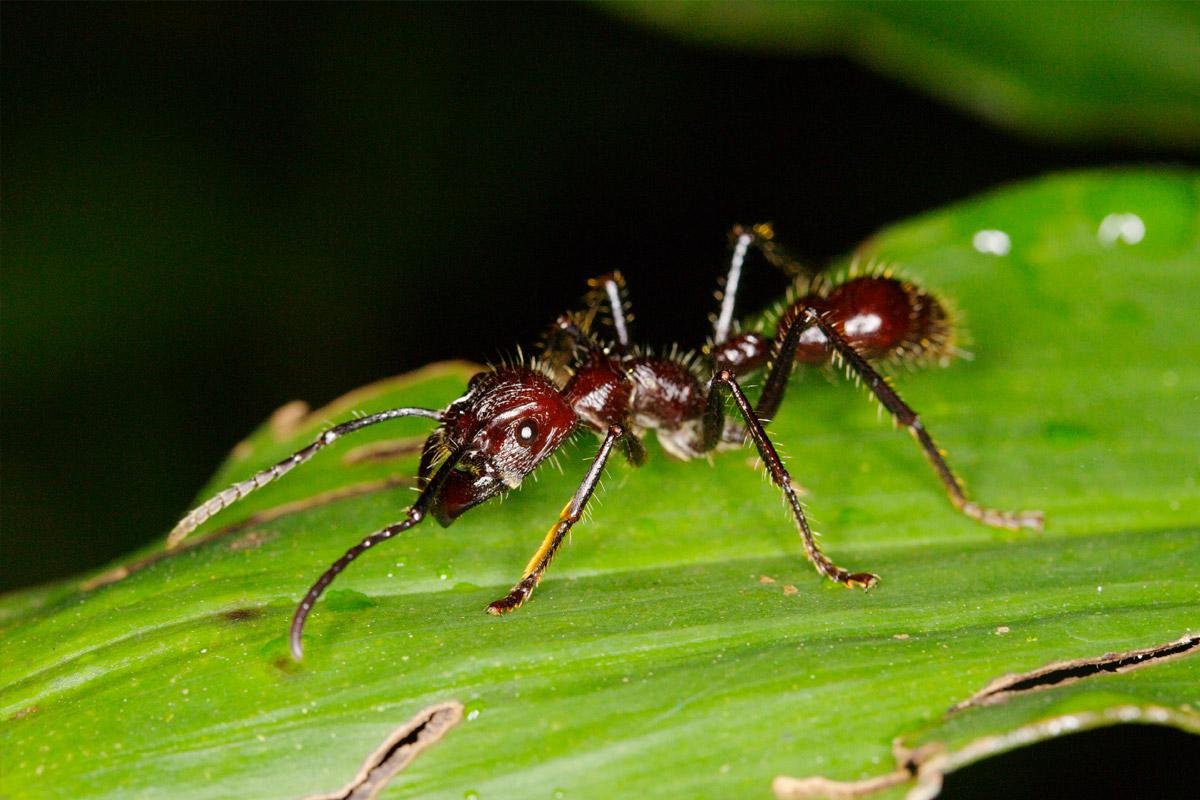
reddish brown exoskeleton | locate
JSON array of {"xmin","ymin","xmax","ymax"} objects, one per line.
[{"xmin": 167, "ymin": 224, "xmax": 1042, "ymax": 659}]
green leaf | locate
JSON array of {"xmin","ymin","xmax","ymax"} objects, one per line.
[
  {"xmin": 606, "ymin": 1, "xmax": 1200, "ymax": 148},
  {"xmin": 2, "ymin": 169, "xmax": 1197, "ymax": 799}
]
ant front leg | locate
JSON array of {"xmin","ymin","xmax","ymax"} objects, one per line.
[
  {"xmin": 704, "ymin": 370, "xmax": 878, "ymax": 589},
  {"xmin": 289, "ymin": 444, "xmax": 467, "ymax": 660},
  {"xmin": 796, "ymin": 307, "xmax": 1043, "ymax": 531},
  {"xmin": 487, "ymin": 424, "xmax": 627, "ymax": 615}
]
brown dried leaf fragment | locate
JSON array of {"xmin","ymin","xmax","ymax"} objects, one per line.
[
  {"xmin": 9, "ymin": 705, "xmax": 40, "ymax": 722},
  {"xmin": 341, "ymin": 436, "xmax": 428, "ymax": 465},
  {"xmin": 80, "ymin": 476, "xmax": 414, "ymax": 592},
  {"xmin": 772, "ymin": 764, "xmax": 914, "ymax": 799},
  {"xmin": 269, "ymin": 400, "xmax": 313, "ymax": 442},
  {"xmin": 292, "ymin": 361, "xmax": 480, "ymax": 435}
]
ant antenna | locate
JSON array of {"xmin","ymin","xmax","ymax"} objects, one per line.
[{"xmin": 167, "ymin": 406, "xmax": 442, "ymax": 548}]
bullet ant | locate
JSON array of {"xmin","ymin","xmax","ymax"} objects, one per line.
[{"xmin": 167, "ymin": 224, "xmax": 1043, "ymax": 660}]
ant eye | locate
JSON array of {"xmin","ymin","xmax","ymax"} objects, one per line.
[{"xmin": 516, "ymin": 420, "xmax": 539, "ymax": 445}]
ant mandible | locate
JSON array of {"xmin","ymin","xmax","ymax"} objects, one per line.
[{"xmin": 167, "ymin": 224, "xmax": 1043, "ymax": 660}]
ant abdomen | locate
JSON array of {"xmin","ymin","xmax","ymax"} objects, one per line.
[{"xmin": 780, "ymin": 275, "xmax": 954, "ymax": 365}]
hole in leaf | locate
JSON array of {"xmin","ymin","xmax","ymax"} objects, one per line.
[
  {"xmin": 304, "ymin": 701, "xmax": 463, "ymax": 800},
  {"xmin": 952, "ymin": 634, "xmax": 1199, "ymax": 711}
]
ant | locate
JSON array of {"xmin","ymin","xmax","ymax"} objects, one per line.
[{"xmin": 167, "ymin": 224, "xmax": 1042, "ymax": 660}]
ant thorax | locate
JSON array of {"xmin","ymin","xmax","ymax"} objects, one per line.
[
  {"xmin": 562, "ymin": 351, "xmax": 631, "ymax": 432},
  {"xmin": 557, "ymin": 324, "xmax": 711, "ymax": 460},
  {"xmin": 625, "ymin": 355, "xmax": 709, "ymax": 460}
]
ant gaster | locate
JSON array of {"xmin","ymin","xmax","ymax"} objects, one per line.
[{"xmin": 167, "ymin": 224, "xmax": 1043, "ymax": 660}]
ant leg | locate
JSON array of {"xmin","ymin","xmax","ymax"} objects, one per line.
[
  {"xmin": 487, "ymin": 424, "xmax": 626, "ymax": 614},
  {"xmin": 542, "ymin": 278, "xmax": 627, "ymax": 371},
  {"xmin": 289, "ymin": 445, "xmax": 466, "ymax": 660},
  {"xmin": 753, "ymin": 305, "xmax": 810, "ymax": 424},
  {"xmin": 588, "ymin": 272, "xmax": 632, "ymax": 351},
  {"xmin": 713, "ymin": 223, "xmax": 829, "ymax": 356},
  {"xmin": 619, "ymin": 427, "xmax": 647, "ymax": 466},
  {"xmin": 416, "ymin": 430, "xmax": 449, "ymax": 489},
  {"xmin": 550, "ymin": 272, "xmax": 631, "ymax": 357},
  {"xmin": 802, "ymin": 308, "xmax": 1043, "ymax": 531},
  {"xmin": 167, "ymin": 406, "xmax": 443, "ymax": 548},
  {"xmin": 710, "ymin": 370, "xmax": 878, "ymax": 589},
  {"xmin": 711, "ymin": 225, "xmax": 807, "ymax": 377},
  {"xmin": 713, "ymin": 229, "xmax": 755, "ymax": 346}
]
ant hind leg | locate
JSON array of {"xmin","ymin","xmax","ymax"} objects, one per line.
[{"xmin": 801, "ymin": 307, "xmax": 1043, "ymax": 531}]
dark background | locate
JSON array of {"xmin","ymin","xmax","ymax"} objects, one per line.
[{"xmin": 2, "ymin": 5, "xmax": 1197, "ymax": 795}]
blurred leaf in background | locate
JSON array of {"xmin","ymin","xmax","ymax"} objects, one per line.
[{"xmin": 610, "ymin": 0, "xmax": 1200, "ymax": 148}]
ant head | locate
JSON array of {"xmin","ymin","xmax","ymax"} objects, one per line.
[{"xmin": 431, "ymin": 367, "xmax": 577, "ymax": 525}]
